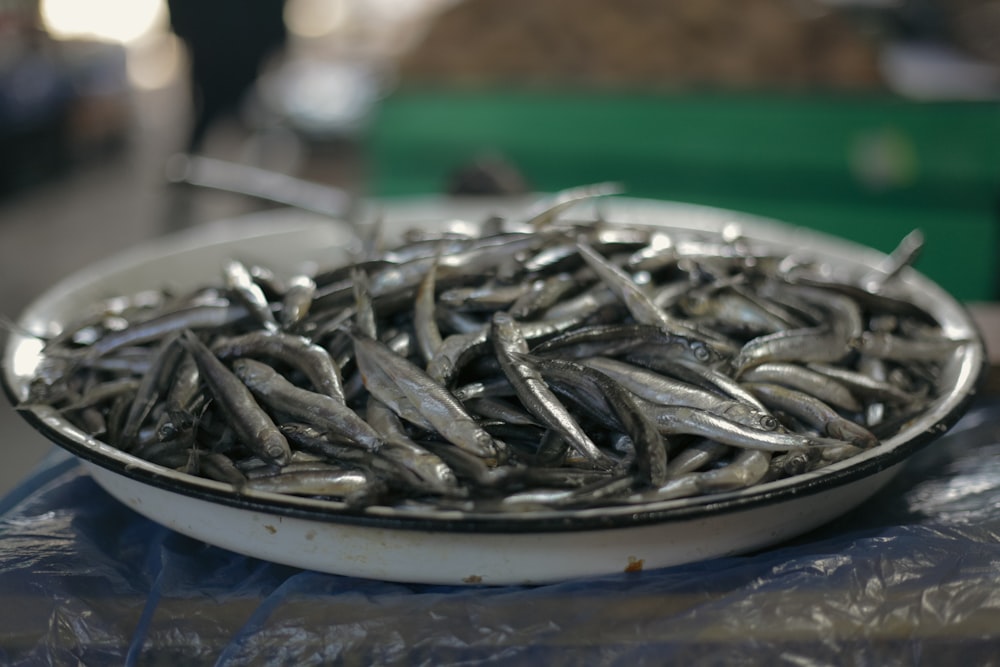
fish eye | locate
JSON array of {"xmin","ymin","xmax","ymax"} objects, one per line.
[
  {"xmin": 692, "ymin": 345, "xmax": 711, "ymax": 362},
  {"xmin": 759, "ymin": 415, "xmax": 779, "ymax": 431}
]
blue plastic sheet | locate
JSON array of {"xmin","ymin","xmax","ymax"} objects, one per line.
[{"xmin": 2, "ymin": 399, "xmax": 1000, "ymax": 665}]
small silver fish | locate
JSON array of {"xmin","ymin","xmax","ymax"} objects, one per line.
[
  {"xmin": 491, "ymin": 311, "xmax": 615, "ymax": 471},
  {"xmin": 178, "ymin": 330, "xmax": 291, "ymax": 466},
  {"xmin": 353, "ymin": 334, "xmax": 505, "ymax": 464}
]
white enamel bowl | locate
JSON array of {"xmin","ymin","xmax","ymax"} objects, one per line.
[{"xmin": 2, "ymin": 199, "xmax": 986, "ymax": 585}]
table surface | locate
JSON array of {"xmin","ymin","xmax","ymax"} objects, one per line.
[{"xmin": 1, "ymin": 396, "xmax": 999, "ymax": 666}]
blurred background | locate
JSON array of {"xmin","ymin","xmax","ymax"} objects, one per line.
[{"xmin": 1, "ymin": 0, "xmax": 999, "ymax": 492}]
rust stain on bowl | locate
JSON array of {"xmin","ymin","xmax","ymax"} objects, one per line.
[
  {"xmin": 463, "ymin": 574, "xmax": 483, "ymax": 584},
  {"xmin": 263, "ymin": 524, "xmax": 277, "ymax": 535},
  {"xmin": 625, "ymin": 556, "xmax": 644, "ymax": 573},
  {"xmin": 305, "ymin": 529, "xmax": 317, "ymax": 541}
]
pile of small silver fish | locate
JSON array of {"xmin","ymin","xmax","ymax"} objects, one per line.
[{"xmin": 23, "ymin": 187, "xmax": 963, "ymax": 514}]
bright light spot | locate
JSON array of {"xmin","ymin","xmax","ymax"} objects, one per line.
[
  {"xmin": 284, "ymin": 0, "xmax": 348, "ymax": 38},
  {"xmin": 41, "ymin": 0, "xmax": 166, "ymax": 44},
  {"xmin": 127, "ymin": 32, "xmax": 183, "ymax": 90},
  {"xmin": 11, "ymin": 337, "xmax": 45, "ymax": 383}
]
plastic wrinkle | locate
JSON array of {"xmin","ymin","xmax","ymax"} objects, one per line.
[{"xmin": 1, "ymin": 400, "xmax": 1000, "ymax": 664}]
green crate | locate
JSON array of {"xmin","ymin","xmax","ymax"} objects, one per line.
[{"xmin": 367, "ymin": 90, "xmax": 1000, "ymax": 301}]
